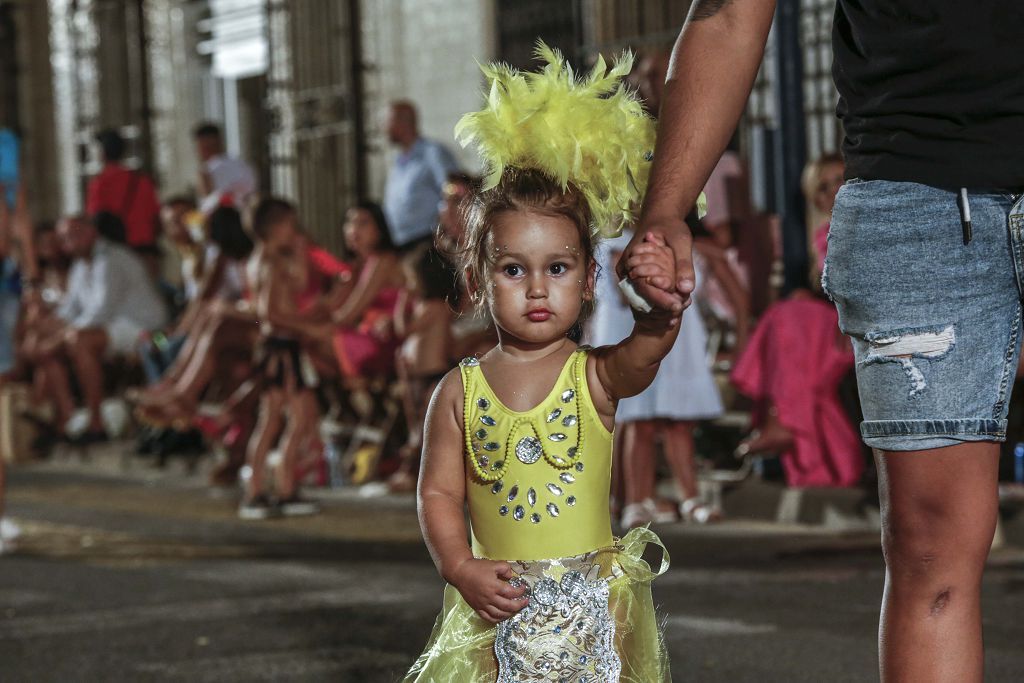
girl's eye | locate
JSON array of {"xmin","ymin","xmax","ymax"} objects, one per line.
[
  {"xmin": 549, "ymin": 263, "xmax": 568, "ymax": 275},
  {"xmin": 503, "ymin": 264, "xmax": 524, "ymax": 277}
]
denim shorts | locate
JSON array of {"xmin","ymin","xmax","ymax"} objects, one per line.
[{"xmin": 823, "ymin": 180, "xmax": 1024, "ymax": 451}]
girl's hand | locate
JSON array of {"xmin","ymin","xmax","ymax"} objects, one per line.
[
  {"xmin": 448, "ymin": 557, "xmax": 529, "ymax": 624},
  {"xmin": 623, "ymin": 232, "xmax": 679, "ymax": 315}
]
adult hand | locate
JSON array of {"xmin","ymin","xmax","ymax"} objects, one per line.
[{"xmin": 616, "ymin": 217, "xmax": 694, "ymax": 314}]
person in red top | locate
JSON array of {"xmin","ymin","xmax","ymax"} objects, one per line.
[{"xmin": 86, "ymin": 129, "xmax": 160, "ymax": 248}]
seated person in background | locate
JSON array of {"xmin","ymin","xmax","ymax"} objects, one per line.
[
  {"xmin": 387, "ymin": 246, "xmax": 454, "ymax": 493},
  {"xmin": 730, "ymin": 152, "xmax": 862, "ymax": 488},
  {"xmin": 435, "ymin": 173, "xmax": 496, "ymax": 358},
  {"xmin": 137, "ymin": 206, "xmax": 252, "ymax": 386},
  {"xmin": 325, "ymin": 202, "xmax": 405, "ymax": 381},
  {"xmin": 37, "ymin": 215, "xmax": 168, "ymax": 442}
]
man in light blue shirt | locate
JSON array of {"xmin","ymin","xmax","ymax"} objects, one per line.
[{"xmin": 382, "ymin": 101, "xmax": 458, "ymax": 249}]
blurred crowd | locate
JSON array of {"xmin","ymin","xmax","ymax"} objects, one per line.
[{"xmin": 0, "ymin": 51, "xmax": 870, "ymax": 526}]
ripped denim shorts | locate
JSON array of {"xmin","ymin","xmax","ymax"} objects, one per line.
[{"xmin": 823, "ymin": 180, "xmax": 1024, "ymax": 451}]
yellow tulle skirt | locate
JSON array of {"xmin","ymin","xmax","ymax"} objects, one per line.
[{"xmin": 404, "ymin": 527, "xmax": 671, "ymax": 682}]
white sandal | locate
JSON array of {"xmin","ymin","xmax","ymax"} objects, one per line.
[{"xmin": 680, "ymin": 497, "xmax": 720, "ymax": 524}]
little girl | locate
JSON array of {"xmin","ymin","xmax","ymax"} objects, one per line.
[{"xmin": 405, "ymin": 45, "xmax": 684, "ymax": 682}]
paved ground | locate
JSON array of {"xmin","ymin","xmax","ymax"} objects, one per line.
[{"xmin": 2, "ymin": 449, "xmax": 1024, "ymax": 682}]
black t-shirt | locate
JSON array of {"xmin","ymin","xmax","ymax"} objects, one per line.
[{"xmin": 833, "ymin": 1, "xmax": 1024, "ymax": 190}]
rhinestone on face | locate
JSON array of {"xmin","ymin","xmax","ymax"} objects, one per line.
[
  {"xmin": 560, "ymin": 473, "xmax": 575, "ymax": 484},
  {"xmin": 547, "ymin": 502, "xmax": 560, "ymax": 517},
  {"xmin": 561, "ymin": 389, "xmax": 575, "ymax": 403},
  {"xmin": 531, "ymin": 513, "xmax": 541, "ymax": 524},
  {"xmin": 546, "ymin": 408, "xmax": 562, "ymax": 423},
  {"xmin": 566, "ymin": 495, "xmax": 577, "ymax": 506},
  {"xmin": 562, "ymin": 415, "xmax": 578, "ymax": 427},
  {"xmin": 513, "ymin": 505, "xmax": 525, "ymax": 521},
  {"xmin": 546, "ymin": 483, "xmax": 563, "ymax": 496},
  {"xmin": 507, "ymin": 485, "xmax": 519, "ymax": 502},
  {"xmin": 480, "ymin": 415, "xmax": 496, "ymax": 426},
  {"xmin": 490, "ymin": 481, "xmax": 503, "ymax": 494},
  {"xmin": 527, "ymin": 488, "xmax": 537, "ymax": 507},
  {"xmin": 483, "ymin": 442, "xmax": 500, "ymax": 451},
  {"xmin": 475, "ymin": 428, "xmax": 487, "ymax": 440},
  {"xmin": 477, "ymin": 397, "xmax": 490, "ymax": 410},
  {"xmin": 498, "ymin": 505, "xmax": 508, "ymax": 516},
  {"xmin": 575, "ymin": 461, "xmax": 584, "ymax": 472},
  {"xmin": 515, "ymin": 436, "xmax": 543, "ymax": 464},
  {"xmin": 548, "ymin": 433, "xmax": 567, "ymax": 442}
]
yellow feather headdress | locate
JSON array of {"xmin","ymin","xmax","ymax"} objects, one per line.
[{"xmin": 455, "ymin": 42, "xmax": 656, "ymax": 239}]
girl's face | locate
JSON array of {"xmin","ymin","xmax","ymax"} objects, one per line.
[
  {"xmin": 343, "ymin": 208, "xmax": 382, "ymax": 257},
  {"xmin": 480, "ymin": 211, "xmax": 594, "ymax": 346},
  {"xmin": 814, "ymin": 161, "xmax": 845, "ymax": 215}
]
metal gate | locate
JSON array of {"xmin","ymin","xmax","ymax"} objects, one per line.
[{"xmin": 266, "ymin": 0, "xmax": 363, "ymax": 257}]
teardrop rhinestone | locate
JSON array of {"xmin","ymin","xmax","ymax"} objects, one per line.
[
  {"xmin": 475, "ymin": 428, "xmax": 488, "ymax": 440},
  {"xmin": 499, "ymin": 505, "xmax": 509, "ymax": 515},
  {"xmin": 547, "ymin": 502, "xmax": 560, "ymax": 517},
  {"xmin": 491, "ymin": 481, "xmax": 504, "ymax": 494},
  {"xmin": 561, "ymin": 389, "xmax": 575, "ymax": 403},
  {"xmin": 567, "ymin": 447, "xmax": 578, "ymax": 458},
  {"xmin": 527, "ymin": 488, "xmax": 537, "ymax": 507},
  {"xmin": 575, "ymin": 462, "xmax": 584, "ymax": 472},
  {"xmin": 562, "ymin": 415, "xmax": 578, "ymax": 427},
  {"xmin": 513, "ymin": 505, "xmax": 525, "ymax": 521},
  {"xmin": 484, "ymin": 442, "xmax": 500, "ymax": 451},
  {"xmin": 548, "ymin": 433, "xmax": 567, "ymax": 442},
  {"xmin": 546, "ymin": 483, "xmax": 563, "ymax": 496},
  {"xmin": 480, "ymin": 415, "xmax": 496, "ymax": 426},
  {"xmin": 492, "ymin": 460, "xmax": 504, "ymax": 470},
  {"xmin": 546, "ymin": 408, "xmax": 562, "ymax": 423},
  {"xmin": 559, "ymin": 473, "xmax": 575, "ymax": 484},
  {"xmin": 477, "ymin": 397, "xmax": 490, "ymax": 410},
  {"xmin": 530, "ymin": 513, "xmax": 541, "ymax": 524},
  {"xmin": 507, "ymin": 485, "xmax": 519, "ymax": 502},
  {"xmin": 566, "ymin": 495, "xmax": 577, "ymax": 506}
]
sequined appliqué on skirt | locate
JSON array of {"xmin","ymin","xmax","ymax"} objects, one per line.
[{"xmin": 403, "ymin": 527, "xmax": 671, "ymax": 683}]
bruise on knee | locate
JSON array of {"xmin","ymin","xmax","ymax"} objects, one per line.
[{"xmin": 861, "ymin": 324, "xmax": 955, "ymax": 397}]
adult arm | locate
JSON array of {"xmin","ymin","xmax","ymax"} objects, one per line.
[
  {"xmin": 73, "ymin": 252, "xmax": 122, "ymax": 328},
  {"xmin": 620, "ymin": 0, "xmax": 776, "ymax": 310}
]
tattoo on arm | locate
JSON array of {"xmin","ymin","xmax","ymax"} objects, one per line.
[{"xmin": 690, "ymin": 0, "xmax": 736, "ymax": 21}]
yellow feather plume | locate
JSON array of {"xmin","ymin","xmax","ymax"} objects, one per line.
[{"xmin": 455, "ymin": 42, "xmax": 658, "ymax": 239}]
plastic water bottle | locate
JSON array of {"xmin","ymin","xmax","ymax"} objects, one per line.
[{"xmin": 1014, "ymin": 442, "xmax": 1024, "ymax": 484}]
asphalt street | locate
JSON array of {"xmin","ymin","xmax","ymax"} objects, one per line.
[{"xmin": 2, "ymin": 452, "xmax": 1024, "ymax": 682}]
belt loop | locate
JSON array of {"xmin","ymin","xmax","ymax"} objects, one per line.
[{"xmin": 958, "ymin": 188, "xmax": 973, "ymax": 245}]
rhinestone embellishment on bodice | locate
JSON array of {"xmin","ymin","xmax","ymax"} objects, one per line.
[{"xmin": 461, "ymin": 353, "xmax": 591, "ymax": 524}]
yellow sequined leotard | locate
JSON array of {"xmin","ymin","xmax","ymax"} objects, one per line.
[{"xmin": 405, "ymin": 347, "xmax": 672, "ymax": 683}]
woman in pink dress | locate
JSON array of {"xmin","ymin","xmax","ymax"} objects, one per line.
[{"xmin": 730, "ymin": 153, "xmax": 864, "ymax": 487}]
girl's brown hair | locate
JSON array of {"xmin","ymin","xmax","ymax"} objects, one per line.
[{"xmin": 456, "ymin": 167, "xmax": 597, "ymax": 323}]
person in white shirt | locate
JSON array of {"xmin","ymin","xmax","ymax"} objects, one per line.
[
  {"xmin": 193, "ymin": 122, "xmax": 257, "ymax": 215},
  {"xmin": 39, "ymin": 215, "xmax": 168, "ymax": 441}
]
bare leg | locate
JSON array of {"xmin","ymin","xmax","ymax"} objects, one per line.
[
  {"xmin": 245, "ymin": 388, "xmax": 285, "ymax": 501},
  {"xmin": 876, "ymin": 442, "xmax": 998, "ymax": 683},
  {"xmin": 276, "ymin": 389, "xmax": 318, "ymax": 499},
  {"xmin": 64, "ymin": 328, "xmax": 110, "ymax": 432},
  {"xmin": 622, "ymin": 420, "xmax": 657, "ymax": 506},
  {"xmin": 661, "ymin": 420, "xmax": 699, "ymax": 500},
  {"xmin": 39, "ymin": 356, "xmax": 76, "ymax": 429}
]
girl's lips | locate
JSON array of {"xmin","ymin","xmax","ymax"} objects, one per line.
[{"xmin": 527, "ymin": 309, "xmax": 552, "ymax": 322}]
